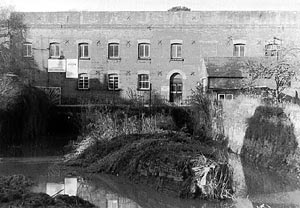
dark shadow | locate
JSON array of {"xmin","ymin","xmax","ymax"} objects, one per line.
[{"xmin": 0, "ymin": 13, "xmax": 82, "ymax": 157}]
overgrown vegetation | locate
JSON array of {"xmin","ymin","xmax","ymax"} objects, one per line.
[
  {"xmin": 244, "ymin": 45, "xmax": 300, "ymax": 103},
  {"xmin": 0, "ymin": 175, "xmax": 95, "ymax": 207},
  {"xmin": 0, "ymin": 74, "xmax": 54, "ymax": 156},
  {"xmin": 241, "ymin": 105, "xmax": 298, "ymax": 170},
  {"xmin": 67, "ymin": 132, "xmax": 232, "ymax": 200},
  {"xmin": 63, "ymin": 87, "xmax": 233, "ymax": 200}
]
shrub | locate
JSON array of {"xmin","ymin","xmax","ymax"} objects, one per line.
[
  {"xmin": 241, "ymin": 105, "xmax": 298, "ymax": 169},
  {"xmin": 0, "ymin": 74, "xmax": 52, "ymax": 155},
  {"xmin": 189, "ymin": 86, "xmax": 224, "ymax": 141}
]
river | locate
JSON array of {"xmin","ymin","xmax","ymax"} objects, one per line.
[{"xmin": 0, "ymin": 155, "xmax": 299, "ymax": 208}]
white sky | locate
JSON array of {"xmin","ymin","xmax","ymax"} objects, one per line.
[{"xmin": 2, "ymin": 0, "xmax": 300, "ymax": 12}]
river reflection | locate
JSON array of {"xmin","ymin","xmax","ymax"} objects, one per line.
[{"xmin": 0, "ymin": 156, "xmax": 300, "ymax": 208}]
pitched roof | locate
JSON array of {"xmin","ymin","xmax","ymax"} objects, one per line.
[{"xmin": 205, "ymin": 57, "xmax": 245, "ymax": 78}]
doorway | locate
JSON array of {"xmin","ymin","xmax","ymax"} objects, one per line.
[{"xmin": 170, "ymin": 73, "xmax": 183, "ymax": 103}]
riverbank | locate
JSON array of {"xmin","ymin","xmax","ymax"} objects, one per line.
[
  {"xmin": 0, "ymin": 174, "xmax": 95, "ymax": 208},
  {"xmin": 64, "ymin": 132, "xmax": 233, "ymax": 200}
]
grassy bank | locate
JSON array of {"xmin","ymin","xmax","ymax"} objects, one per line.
[
  {"xmin": 66, "ymin": 132, "xmax": 232, "ymax": 200},
  {"xmin": 0, "ymin": 175, "xmax": 95, "ymax": 208},
  {"xmin": 63, "ymin": 91, "xmax": 233, "ymax": 200}
]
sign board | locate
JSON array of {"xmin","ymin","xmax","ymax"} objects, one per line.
[
  {"xmin": 48, "ymin": 59, "xmax": 66, "ymax": 72},
  {"xmin": 66, "ymin": 59, "xmax": 78, "ymax": 78}
]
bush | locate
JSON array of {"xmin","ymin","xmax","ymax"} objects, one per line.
[
  {"xmin": 241, "ymin": 105, "xmax": 298, "ymax": 169},
  {"xmin": 0, "ymin": 74, "xmax": 53, "ymax": 155},
  {"xmin": 189, "ymin": 86, "xmax": 224, "ymax": 141}
]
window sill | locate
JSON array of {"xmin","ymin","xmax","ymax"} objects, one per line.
[
  {"xmin": 137, "ymin": 58, "xmax": 151, "ymax": 63},
  {"xmin": 108, "ymin": 88, "xmax": 121, "ymax": 91},
  {"xmin": 77, "ymin": 88, "xmax": 90, "ymax": 91},
  {"xmin": 49, "ymin": 56, "xmax": 65, "ymax": 59},
  {"xmin": 170, "ymin": 58, "xmax": 184, "ymax": 62},
  {"xmin": 79, "ymin": 57, "xmax": 91, "ymax": 60},
  {"xmin": 108, "ymin": 58, "xmax": 121, "ymax": 62},
  {"xmin": 137, "ymin": 88, "xmax": 150, "ymax": 91}
]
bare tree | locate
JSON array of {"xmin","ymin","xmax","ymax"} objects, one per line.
[
  {"xmin": 244, "ymin": 47, "xmax": 300, "ymax": 103},
  {"xmin": 0, "ymin": 5, "xmax": 27, "ymax": 75}
]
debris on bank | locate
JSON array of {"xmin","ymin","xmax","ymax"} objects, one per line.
[
  {"xmin": 65, "ymin": 132, "xmax": 233, "ymax": 200},
  {"xmin": 0, "ymin": 175, "xmax": 95, "ymax": 208}
]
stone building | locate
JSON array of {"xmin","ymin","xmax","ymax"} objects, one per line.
[{"xmin": 15, "ymin": 11, "xmax": 300, "ymax": 104}]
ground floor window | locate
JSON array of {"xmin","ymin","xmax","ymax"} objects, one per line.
[
  {"xmin": 78, "ymin": 73, "xmax": 89, "ymax": 90},
  {"xmin": 218, "ymin": 93, "xmax": 233, "ymax": 100},
  {"xmin": 108, "ymin": 73, "xmax": 119, "ymax": 90},
  {"xmin": 138, "ymin": 74, "xmax": 150, "ymax": 90}
]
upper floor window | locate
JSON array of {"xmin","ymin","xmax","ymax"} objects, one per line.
[
  {"xmin": 108, "ymin": 43, "xmax": 119, "ymax": 59},
  {"xmin": 23, "ymin": 42, "xmax": 32, "ymax": 57},
  {"xmin": 78, "ymin": 43, "xmax": 89, "ymax": 59},
  {"xmin": 233, "ymin": 44, "xmax": 245, "ymax": 57},
  {"xmin": 138, "ymin": 43, "xmax": 150, "ymax": 59},
  {"xmin": 138, "ymin": 74, "xmax": 150, "ymax": 90},
  {"xmin": 108, "ymin": 73, "xmax": 119, "ymax": 90},
  {"xmin": 171, "ymin": 43, "xmax": 182, "ymax": 59},
  {"xmin": 78, "ymin": 73, "xmax": 89, "ymax": 90},
  {"xmin": 49, "ymin": 42, "xmax": 60, "ymax": 58},
  {"xmin": 265, "ymin": 37, "xmax": 282, "ymax": 57},
  {"xmin": 265, "ymin": 43, "xmax": 281, "ymax": 57}
]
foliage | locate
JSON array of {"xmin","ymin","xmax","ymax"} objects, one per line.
[
  {"xmin": 67, "ymin": 132, "xmax": 232, "ymax": 200},
  {"xmin": 0, "ymin": 175, "xmax": 95, "ymax": 207},
  {"xmin": 241, "ymin": 105, "xmax": 298, "ymax": 169},
  {"xmin": 190, "ymin": 85, "xmax": 224, "ymax": 141},
  {"xmin": 64, "ymin": 108, "xmax": 168, "ymax": 161},
  {"xmin": 168, "ymin": 6, "xmax": 191, "ymax": 11},
  {"xmin": 222, "ymin": 94, "xmax": 261, "ymax": 154},
  {"xmin": 0, "ymin": 6, "xmax": 28, "ymax": 75},
  {"xmin": 0, "ymin": 74, "xmax": 53, "ymax": 155},
  {"xmin": 244, "ymin": 47, "xmax": 300, "ymax": 103}
]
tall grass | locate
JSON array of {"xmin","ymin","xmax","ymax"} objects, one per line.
[
  {"xmin": 190, "ymin": 86, "xmax": 225, "ymax": 142},
  {"xmin": 64, "ymin": 108, "xmax": 169, "ymax": 161},
  {"xmin": 222, "ymin": 95, "xmax": 261, "ymax": 154}
]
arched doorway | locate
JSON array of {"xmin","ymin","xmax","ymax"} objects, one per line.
[{"xmin": 170, "ymin": 73, "xmax": 183, "ymax": 103}]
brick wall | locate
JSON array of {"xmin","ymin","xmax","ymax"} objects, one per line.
[{"xmin": 17, "ymin": 11, "xmax": 300, "ymax": 104}]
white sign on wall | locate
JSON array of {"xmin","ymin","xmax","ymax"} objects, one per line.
[
  {"xmin": 48, "ymin": 59, "xmax": 66, "ymax": 72},
  {"xmin": 66, "ymin": 59, "xmax": 78, "ymax": 78}
]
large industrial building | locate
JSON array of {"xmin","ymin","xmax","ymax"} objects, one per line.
[{"xmin": 15, "ymin": 11, "xmax": 300, "ymax": 105}]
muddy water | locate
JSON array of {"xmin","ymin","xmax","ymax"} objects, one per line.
[{"xmin": 0, "ymin": 155, "xmax": 299, "ymax": 208}]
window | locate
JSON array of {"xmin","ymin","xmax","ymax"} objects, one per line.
[
  {"xmin": 107, "ymin": 200, "xmax": 118, "ymax": 208},
  {"xmin": 108, "ymin": 74, "xmax": 119, "ymax": 90},
  {"xmin": 23, "ymin": 42, "xmax": 32, "ymax": 57},
  {"xmin": 49, "ymin": 42, "xmax": 60, "ymax": 58},
  {"xmin": 171, "ymin": 43, "xmax": 182, "ymax": 59},
  {"xmin": 218, "ymin": 94, "xmax": 233, "ymax": 100},
  {"xmin": 78, "ymin": 74, "xmax": 89, "ymax": 90},
  {"xmin": 233, "ymin": 44, "xmax": 245, "ymax": 57},
  {"xmin": 138, "ymin": 43, "xmax": 150, "ymax": 59},
  {"xmin": 108, "ymin": 43, "xmax": 119, "ymax": 59},
  {"xmin": 265, "ymin": 43, "xmax": 281, "ymax": 56},
  {"xmin": 138, "ymin": 74, "xmax": 150, "ymax": 90},
  {"xmin": 79, "ymin": 43, "xmax": 89, "ymax": 59}
]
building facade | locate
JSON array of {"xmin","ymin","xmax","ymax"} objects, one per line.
[{"xmin": 16, "ymin": 11, "xmax": 300, "ymax": 104}]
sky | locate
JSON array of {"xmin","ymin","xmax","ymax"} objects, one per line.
[{"xmin": 2, "ymin": 0, "xmax": 300, "ymax": 12}]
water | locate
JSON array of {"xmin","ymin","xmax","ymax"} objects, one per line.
[{"xmin": 0, "ymin": 155, "xmax": 299, "ymax": 208}]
